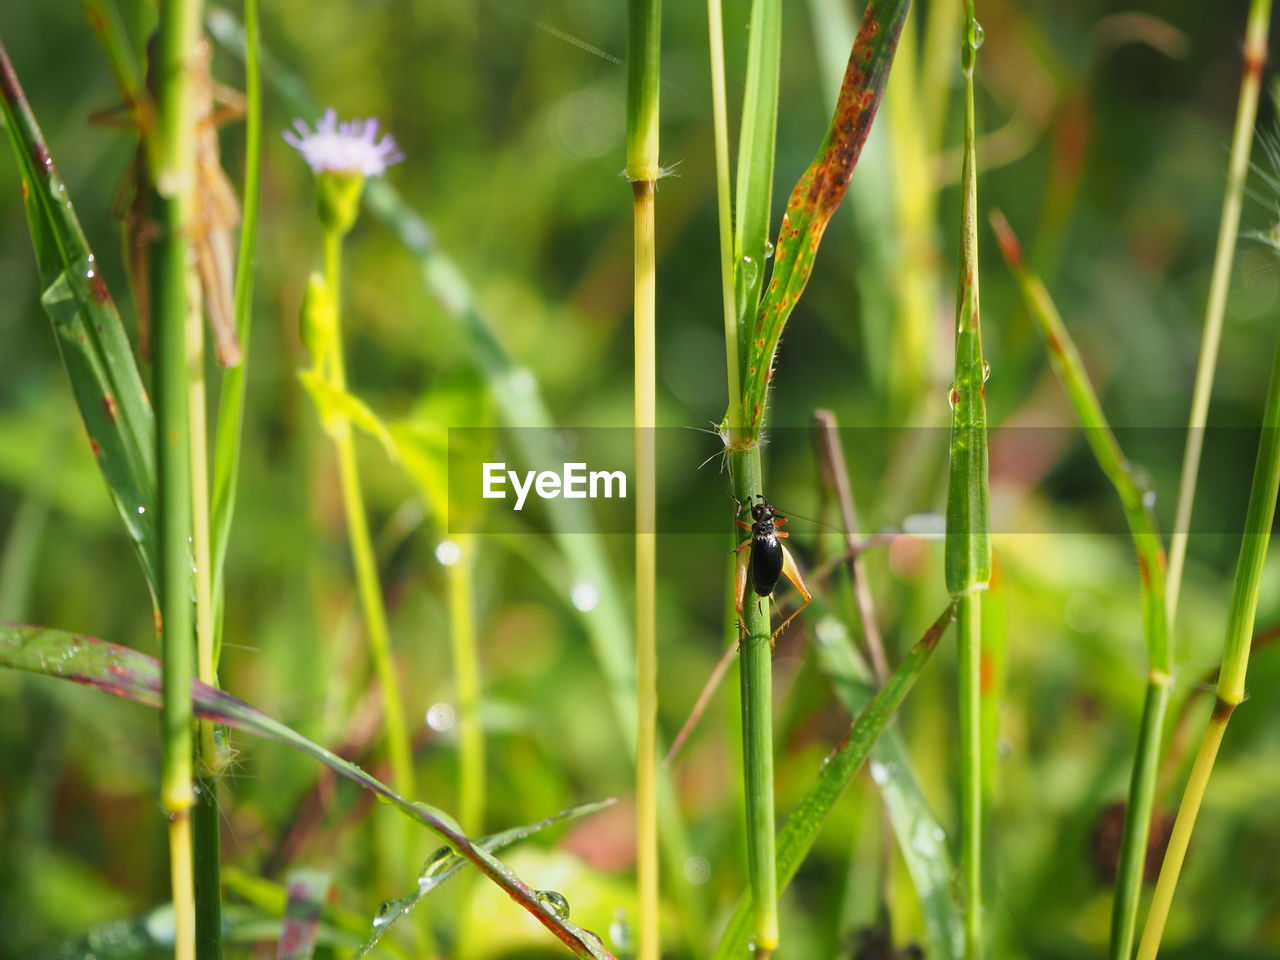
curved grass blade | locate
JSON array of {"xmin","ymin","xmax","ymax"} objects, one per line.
[
  {"xmin": 277, "ymin": 870, "xmax": 330, "ymax": 960},
  {"xmin": 735, "ymin": 0, "xmax": 909, "ymax": 436},
  {"xmin": 991, "ymin": 212, "xmax": 1171, "ymax": 960},
  {"xmin": 0, "ymin": 623, "xmax": 617, "ymax": 960},
  {"xmin": 1136, "ymin": 234, "xmax": 1280, "ymax": 959},
  {"xmin": 0, "ymin": 37, "xmax": 157, "ymax": 589},
  {"xmin": 710, "ymin": 603, "xmax": 955, "ymax": 960},
  {"xmin": 811, "ymin": 609, "xmax": 964, "ymax": 960},
  {"xmin": 354, "ymin": 799, "xmax": 615, "ymax": 959}
]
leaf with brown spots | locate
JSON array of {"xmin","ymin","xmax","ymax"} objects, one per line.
[
  {"xmin": 735, "ymin": 0, "xmax": 909, "ymax": 437},
  {"xmin": 0, "ymin": 38, "xmax": 157, "ymax": 590}
]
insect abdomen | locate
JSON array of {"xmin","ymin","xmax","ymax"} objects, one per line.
[{"xmin": 751, "ymin": 534, "xmax": 784, "ymax": 597}]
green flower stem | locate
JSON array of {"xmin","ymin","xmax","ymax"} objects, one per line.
[
  {"xmin": 989, "ymin": 212, "xmax": 1171, "ymax": 960},
  {"xmin": 151, "ymin": 1, "xmax": 205, "ymax": 958},
  {"xmin": 946, "ymin": 6, "xmax": 992, "ymax": 957},
  {"xmin": 448, "ymin": 535, "xmax": 485, "ymax": 834},
  {"xmin": 627, "ymin": 0, "xmax": 661, "ymax": 955},
  {"xmin": 731, "ymin": 445, "xmax": 778, "ymax": 956},
  {"xmin": 321, "ymin": 225, "xmax": 415, "ymax": 798},
  {"xmin": 1166, "ymin": 0, "xmax": 1273, "ymax": 626},
  {"xmin": 1137, "ymin": 300, "xmax": 1280, "ymax": 959}
]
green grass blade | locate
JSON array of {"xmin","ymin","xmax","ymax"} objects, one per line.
[
  {"xmin": 990, "ymin": 212, "xmax": 1171, "ymax": 960},
  {"xmin": 277, "ymin": 870, "xmax": 330, "ymax": 960},
  {"xmin": 211, "ymin": 0, "xmax": 263, "ymax": 656},
  {"xmin": 82, "ymin": 0, "xmax": 146, "ymax": 115},
  {"xmin": 947, "ymin": 13, "xmax": 990, "ymax": 955},
  {"xmin": 711, "ymin": 603, "xmax": 955, "ymax": 960},
  {"xmin": 734, "ymin": 0, "xmax": 909, "ymax": 436},
  {"xmin": 0, "ymin": 37, "xmax": 158, "ymax": 590},
  {"xmin": 0, "ymin": 622, "xmax": 618, "ymax": 960},
  {"xmin": 731, "ymin": 0, "xmax": 781, "ymax": 373},
  {"xmin": 354, "ymin": 799, "xmax": 616, "ymax": 959},
  {"xmin": 811, "ymin": 608, "xmax": 964, "ymax": 960}
]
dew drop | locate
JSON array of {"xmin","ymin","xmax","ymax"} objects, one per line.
[
  {"xmin": 418, "ymin": 846, "xmax": 455, "ymax": 891},
  {"xmin": 435, "ymin": 540, "xmax": 461, "ymax": 566},
  {"xmin": 982, "ymin": 361, "xmax": 991, "ymax": 382},
  {"xmin": 536, "ymin": 889, "xmax": 571, "ymax": 920},
  {"xmin": 683, "ymin": 855, "xmax": 712, "ymax": 885},
  {"xmin": 137, "ymin": 505, "xmax": 146, "ymax": 515},
  {"xmin": 764, "ymin": 239, "xmax": 775, "ymax": 259},
  {"xmin": 968, "ymin": 19, "xmax": 985, "ymax": 49},
  {"xmin": 372, "ymin": 900, "xmax": 396, "ymax": 929},
  {"xmin": 426, "ymin": 701, "xmax": 455, "ymax": 732},
  {"xmin": 571, "ymin": 580, "xmax": 599, "ymax": 612},
  {"xmin": 948, "ymin": 384, "xmax": 961, "ymax": 410},
  {"xmin": 609, "ymin": 909, "xmax": 635, "ymax": 951}
]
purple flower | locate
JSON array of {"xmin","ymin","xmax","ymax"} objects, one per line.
[{"xmin": 283, "ymin": 109, "xmax": 404, "ymax": 177}]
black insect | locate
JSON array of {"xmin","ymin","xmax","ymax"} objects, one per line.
[{"xmin": 733, "ymin": 494, "xmax": 812, "ymax": 643}]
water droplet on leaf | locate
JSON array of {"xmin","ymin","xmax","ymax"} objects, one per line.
[
  {"xmin": 536, "ymin": 889, "xmax": 571, "ymax": 920},
  {"xmin": 418, "ymin": 847, "xmax": 455, "ymax": 891},
  {"xmin": 982, "ymin": 361, "xmax": 991, "ymax": 382},
  {"xmin": 372, "ymin": 899, "xmax": 398, "ymax": 929},
  {"xmin": 968, "ymin": 20, "xmax": 985, "ymax": 48},
  {"xmin": 764, "ymin": 240, "xmax": 775, "ymax": 259}
]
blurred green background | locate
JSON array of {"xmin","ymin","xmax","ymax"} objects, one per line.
[{"xmin": 3, "ymin": 1, "xmax": 1280, "ymax": 957}]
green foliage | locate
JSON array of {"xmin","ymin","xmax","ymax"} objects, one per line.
[{"xmin": 0, "ymin": 622, "xmax": 617, "ymax": 959}]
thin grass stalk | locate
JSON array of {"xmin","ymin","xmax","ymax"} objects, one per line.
[
  {"xmin": 945, "ymin": 6, "xmax": 991, "ymax": 957},
  {"xmin": 730, "ymin": 2, "xmax": 782, "ymax": 949},
  {"xmin": 186, "ymin": 290, "xmax": 224, "ymax": 959},
  {"xmin": 732, "ymin": 446, "xmax": 779, "ymax": 955},
  {"xmin": 1166, "ymin": 0, "xmax": 1272, "ymax": 627},
  {"xmin": 710, "ymin": 604, "xmax": 957, "ymax": 959},
  {"xmin": 448, "ymin": 535, "xmax": 484, "ymax": 833},
  {"xmin": 211, "ymin": 0, "xmax": 262, "ymax": 647},
  {"xmin": 151, "ymin": 2, "xmax": 205, "ymax": 958},
  {"xmin": 626, "ymin": 1, "xmax": 661, "ymax": 955},
  {"xmin": 321, "ymin": 229, "xmax": 415, "ymax": 797},
  {"xmin": 989, "ymin": 213, "xmax": 1171, "ymax": 960},
  {"xmin": 1136, "ymin": 286, "xmax": 1280, "ymax": 960},
  {"xmin": 732, "ymin": 0, "xmax": 781, "ymax": 340}
]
